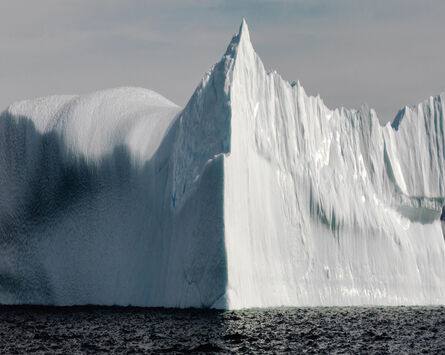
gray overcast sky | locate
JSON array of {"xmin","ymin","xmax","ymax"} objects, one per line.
[{"xmin": 0, "ymin": 0, "xmax": 444, "ymax": 124}]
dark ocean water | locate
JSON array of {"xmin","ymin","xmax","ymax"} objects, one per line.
[{"xmin": 1, "ymin": 306, "xmax": 444, "ymax": 354}]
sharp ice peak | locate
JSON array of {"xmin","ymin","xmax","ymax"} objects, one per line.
[
  {"xmin": 239, "ymin": 18, "xmax": 250, "ymax": 44},
  {"xmin": 224, "ymin": 19, "xmax": 253, "ymax": 57}
]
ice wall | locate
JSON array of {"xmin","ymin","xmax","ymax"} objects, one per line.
[
  {"xmin": 0, "ymin": 20, "xmax": 444, "ymax": 308},
  {"xmin": 0, "ymin": 88, "xmax": 227, "ymax": 307},
  {"xmin": 223, "ymin": 20, "xmax": 445, "ymax": 308}
]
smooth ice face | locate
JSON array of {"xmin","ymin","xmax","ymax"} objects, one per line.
[
  {"xmin": 0, "ymin": 20, "xmax": 445, "ymax": 308},
  {"xmin": 0, "ymin": 86, "xmax": 227, "ymax": 308}
]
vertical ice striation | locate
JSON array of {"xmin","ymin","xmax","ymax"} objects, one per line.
[
  {"xmin": 0, "ymin": 20, "xmax": 444, "ymax": 308},
  {"xmin": 222, "ymin": 20, "xmax": 445, "ymax": 308}
]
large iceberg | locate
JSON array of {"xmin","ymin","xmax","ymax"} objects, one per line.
[{"xmin": 1, "ymin": 20, "xmax": 444, "ymax": 308}]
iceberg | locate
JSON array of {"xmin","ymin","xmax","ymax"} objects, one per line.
[{"xmin": 1, "ymin": 20, "xmax": 444, "ymax": 308}]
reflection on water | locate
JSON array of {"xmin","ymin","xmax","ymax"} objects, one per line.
[{"xmin": 0, "ymin": 306, "xmax": 444, "ymax": 353}]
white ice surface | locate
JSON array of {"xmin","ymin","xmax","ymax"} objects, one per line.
[
  {"xmin": 7, "ymin": 87, "xmax": 180, "ymax": 163},
  {"xmin": 0, "ymin": 20, "xmax": 444, "ymax": 308},
  {"xmin": 223, "ymin": 20, "xmax": 445, "ymax": 308}
]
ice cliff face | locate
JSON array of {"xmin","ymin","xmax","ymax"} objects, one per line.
[
  {"xmin": 223, "ymin": 21, "xmax": 445, "ymax": 308},
  {"xmin": 1, "ymin": 20, "xmax": 445, "ymax": 308},
  {"xmin": 0, "ymin": 88, "xmax": 227, "ymax": 307}
]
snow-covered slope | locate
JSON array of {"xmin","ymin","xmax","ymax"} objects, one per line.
[{"xmin": 1, "ymin": 20, "xmax": 444, "ymax": 308}]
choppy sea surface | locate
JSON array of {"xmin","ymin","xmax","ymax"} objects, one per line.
[{"xmin": 1, "ymin": 306, "xmax": 444, "ymax": 353}]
